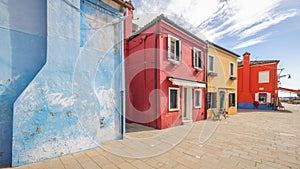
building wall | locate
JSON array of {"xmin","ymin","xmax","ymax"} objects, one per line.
[
  {"xmin": 125, "ymin": 20, "xmax": 207, "ymax": 129},
  {"xmin": 238, "ymin": 62, "xmax": 278, "ymax": 110},
  {"xmin": 157, "ymin": 21, "xmax": 206, "ymax": 129},
  {"xmin": 0, "ymin": 0, "xmax": 47, "ymax": 166},
  {"xmin": 207, "ymin": 46, "xmax": 238, "ymax": 117},
  {"xmin": 125, "ymin": 24, "xmax": 157, "ymax": 128},
  {"xmin": 5, "ymin": 0, "xmax": 125, "ymax": 166}
]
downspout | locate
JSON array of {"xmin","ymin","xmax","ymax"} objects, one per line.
[
  {"xmin": 272, "ymin": 64, "xmax": 275, "ymax": 110},
  {"xmin": 154, "ymin": 20, "xmax": 158, "ymax": 128},
  {"xmin": 205, "ymin": 43, "xmax": 208, "ymax": 120},
  {"xmin": 121, "ymin": 8, "xmax": 128, "ymax": 138}
]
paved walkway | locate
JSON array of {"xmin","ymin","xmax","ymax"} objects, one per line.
[{"xmin": 5, "ymin": 103, "xmax": 300, "ymax": 169}]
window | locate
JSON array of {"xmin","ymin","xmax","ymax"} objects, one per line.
[
  {"xmin": 229, "ymin": 93, "xmax": 235, "ymax": 107},
  {"xmin": 208, "ymin": 55, "xmax": 214, "ymax": 72},
  {"xmin": 194, "ymin": 89, "xmax": 202, "ymax": 108},
  {"xmin": 230, "ymin": 62, "xmax": 234, "ymax": 76},
  {"xmin": 255, "ymin": 92, "xmax": 271, "ymax": 103},
  {"xmin": 169, "ymin": 88, "xmax": 180, "ymax": 111},
  {"xmin": 168, "ymin": 35, "xmax": 181, "ymax": 63},
  {"xmin": 193, "ymin": 47, "xmax": 203, "ymax": 70},
  {"xmin": 258, "ymin": 71, "xmax": 270, "ymax": 83},
  {"xmin": 207, "ymin": 92, "xmax": 217, "ymax": 109}
]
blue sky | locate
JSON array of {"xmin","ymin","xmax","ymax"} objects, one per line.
[{"xmin": 131, "ymin": 0, "xmax": 300, "ymax": 94}]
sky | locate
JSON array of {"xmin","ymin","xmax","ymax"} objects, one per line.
[{"xmin": 131, "ymin": 0, "xmax": 300, "ymax": 96}]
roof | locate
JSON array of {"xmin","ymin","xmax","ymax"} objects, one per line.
[
  {"xmin": 208, "ymin": 41, "xmax": 240, "ymax": 58},
  {"xmin": 111, "ymin": 0, "xmax": 134, "ymax": 10},
  {"xmin": 128, "ymin": 14, "xmax": 207, "ymax": 45},
  {"xmin": 238, "ymin": 60, "xmax": 280, "ymax": 67}
]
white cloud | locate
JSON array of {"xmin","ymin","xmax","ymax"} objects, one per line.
[
  {"xmin": 132, "ymin": 0, "xmax": 300, "ymax": 49},
  {"xmin": 232, "ymin": 35, "xmax": 270, "ymax": 49},
  {"xmin": 238, "ymin": 9, "xmax": 300, "ymax": 39}
]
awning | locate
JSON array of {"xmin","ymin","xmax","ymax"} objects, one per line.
[{"xmin": 168, "ymin": 77, "xmax": 206, "ymax": 88}]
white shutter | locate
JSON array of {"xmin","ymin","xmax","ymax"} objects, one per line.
[
  {"xmin": 167, "ymin": 34, "xmax": 171, "ymax": 59},
  {"xmin": 192, "ymin": 48, "xmax": 196, "ymax": 67},
  {"xmin": 255, "ymin": 93, "xmax": 259, "ymax": 102},
  {"xmin": 199, "ymin": 51, "xmax": 202, "ymax": 69},
  {"xmin": 266, "ymin": 93, "xmax": 271, "ymax": 103},
  {"xmin": 179, "ymin": 40, "xmax": 182, "ymax": 61}
]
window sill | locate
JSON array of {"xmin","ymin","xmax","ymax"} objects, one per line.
[
  {"xmin": 208, "ymin": 72, "xmax": 218, "ymax": 76},
  {"xmin": 194, "ymin": 106, "xmax": 202, "ymax": 109},
  {"xmin": 194, "ymin": 67, "xmax": 203, "ymax": 71},
  {"xmin": 168, "ymin": 59, "xmax": 181, "ymax": 65},
  {"xmin": 230, "ymin": 76, "xmax": 237, "ymax": 80},
  {"xmin": 169, "ymin": 108, "xmax": 180, "ymax": 112}
]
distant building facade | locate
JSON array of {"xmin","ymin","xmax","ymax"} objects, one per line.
[
  {"xmin": 238, "ymin": 52, "xmax": 279, "ymax": 110},
  {"xmin": 125, "ymin": 15, "xmax": 207, "ymax": 129},
  {"xmin": 207, "ymin": 42, "xmax": 239, "ymax": 118}
]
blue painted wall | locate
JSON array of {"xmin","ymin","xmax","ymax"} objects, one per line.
[
  {"xmin": 238, "ymin": 102, "xmax": 277, "ymax": 110},
  {"xmin": 10, "ymin": 0, "xmax": 124, "ymax": 166},
  {"xmin": 0, "ymin": 0, "xmax": 47, "ymax": 166}
]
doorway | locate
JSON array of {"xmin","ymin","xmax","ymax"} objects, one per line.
[
  {"xmin": 219, "ymin": 90, "xmax": 226, "ymax": 110},
  {"xmin": 182, "ymin": 87, "xmax": 192, "ymax": 122}
]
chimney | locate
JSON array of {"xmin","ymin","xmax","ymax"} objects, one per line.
[
  {"xmin": 243, "ymin": 52, "xmax": 250, "ymax": 67},
  {"xmin": 242, "ymin": 52, "xmax": 251, "ymax": 92},
  {"xmin": 124, "ymin": 9, "xmax": 133, "ymax": 39}
]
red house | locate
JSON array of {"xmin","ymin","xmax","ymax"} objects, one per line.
[
  {"xmin": 124, "ymin": 14, "xmax": 207, "ymax": 129},
  {"xmin": 238, "ymin": 52, "xmax": 279, "ymax": 110}
]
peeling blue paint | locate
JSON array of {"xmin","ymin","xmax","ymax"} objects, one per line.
[
  {"xmin": 0, "ymin": 0, "xmax": 47, "ymax": 166},
  {"xmin": 1, "ymin": 0, "xmax": 125, "ymax": 166}
]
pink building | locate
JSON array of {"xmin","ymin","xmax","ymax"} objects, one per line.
[{"xmin": 125, "ymin": 15, "xmax": 207, "ymax": 129}]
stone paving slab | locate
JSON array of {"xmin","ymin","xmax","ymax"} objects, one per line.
[{"xmin": 4, "ymin": 103, "xmax": 300, "ymax": 169}]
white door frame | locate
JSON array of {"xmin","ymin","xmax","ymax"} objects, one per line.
[{"xmin": 182, "ymin": 87, "xmax": 192, "ymax": 122}]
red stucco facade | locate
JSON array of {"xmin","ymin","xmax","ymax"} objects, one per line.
[
  {"xmin": 125, "ymin": 15, "xmax": 207, "ymax": 129},
  {"xmin": 238, "ymin": 52, "xmax": 279, "ymax": 110}
]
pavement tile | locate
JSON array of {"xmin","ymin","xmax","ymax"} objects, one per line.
[
  {"xmin": 43, "ymin": 158, "xmax": 65, "ymax": 169},
  {"xmin": 130, "ymin": 160, "xmax": 153, "ymax": 169},
  {"xmin": 92, "ymin": 155, "xmax": 114, "ymax": 167},
  {"xmin": 117, "ymin": 162, "xmax": 137, "ymax": 169},
  {"xmin": 7, "ymin": 103, "xmax": 300, "ymax": 169}
]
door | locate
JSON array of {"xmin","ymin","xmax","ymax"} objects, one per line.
[
  {"xmin": 219, "ymin": 91, "xmax": 226, "ymax": 110},
  {"xmin": 182, "ymin": 87, "xmax": 192, "ymax": 122}
]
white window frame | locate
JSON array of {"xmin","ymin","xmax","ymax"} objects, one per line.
[
  {"xmin": 258, "ymin": 71, "xmax": 270, "ymax": 83},
  {"xmin": 230, "ymin": 62, "xmax": 234, "ymax": 77},
  {"xmin": 169, "ymin": 87, "xmax": 180, "ymax": 111},
  {"xmin": 168, "ymin": 34, "xmax": 182, "ymax": 64},
  {"xmin": 194, "ymin": 89, "xmax": 202, "ymax": 108},
  {"xmin": 255, "ymin": 92, "xmax": 271, "ymax": 103},
  {"xmin": 193, "ymin": 47, "xmax": 203, "ymax": 71},
  {"xmin": 208, "ymin": 55, "xmax": 215, "ymax": 72}
]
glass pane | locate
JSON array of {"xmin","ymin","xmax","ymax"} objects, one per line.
[
  {"xmin": 212, "ymin": 93, "xmax": 217, "ymax": 108},
  {"xmin": 209, "ymin": 56, "xmax": 213, "ymax": 71},
  {"xmin": 170, "ymin": 40, "xmax": 175, "ymax": 59},
  {"xmin": 170, "ymin": 89, "xmax": 178, "ymax": 109},
  {"xmin": 230, "ymin": 63, "xmax": 234, "ymax": 76},
  {"xmin": 198, "ymin": 51, "xmax": 202, "ymax": 68},
  {"xmin": 195, "ymin": 90, "xmax": 200, "ymax": 107}
]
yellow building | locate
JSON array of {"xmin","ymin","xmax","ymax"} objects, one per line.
[{"xmin": 207, "ymin": 42, "xmax": 240, "ymax": 118}]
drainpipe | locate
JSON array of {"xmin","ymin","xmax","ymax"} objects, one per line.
[
  {"xmin": 205, "ymin": 43, "xmax": 208, "ymax": 120},
  {"xmin": 121, "ymin": 8, "xmax": 128, "ymax": 138},
  {"xmin": 272, "ymin": 64, "xmax": 274, "ymax": 110},
  {"xmin": 154, "ymin": 20, "xmax": 158, "ymax": 129}
]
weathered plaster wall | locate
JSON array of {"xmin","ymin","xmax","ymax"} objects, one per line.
[
  {"xmin": 10, "ymin": 0, "xmax": 124, "ymax": 166},
  {"xmin": 0, "ymin": 0, "xmax": 47, "ymax": 166}
]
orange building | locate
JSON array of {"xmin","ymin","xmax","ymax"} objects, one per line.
[{"xmin": 238, "ymin": 52, "xmax": 279, "ymax": 110}]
